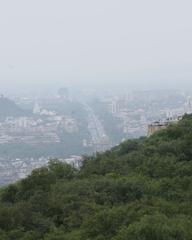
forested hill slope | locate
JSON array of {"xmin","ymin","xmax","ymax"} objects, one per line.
[{"xmin": 0, "ymin": 115, "xmax": 192, "ymax": 239}]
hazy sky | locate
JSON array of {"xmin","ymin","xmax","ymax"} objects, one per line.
[{"xmin": 0, "ymin": 0, "xmax": 192, "ymax": 94}]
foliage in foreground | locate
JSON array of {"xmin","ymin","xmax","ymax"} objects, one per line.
[{"xmin": 0, "ymin": 115, "xmax": 192, "ymax": 239}]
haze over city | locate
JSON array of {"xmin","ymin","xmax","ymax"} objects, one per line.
[
  {"xmin": 0, "ymin": 1, "xmax": 192, "ymax": 239},
  {"xmin": 0, "ymin": 0, "xmax": 192, "ymax": 184},
  {"xmin": 0, "ymin": 0, "xmax": 192, "ymax": 95}
]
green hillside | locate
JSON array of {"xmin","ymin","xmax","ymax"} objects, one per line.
[{"xmin": 0, "ymin": 114, "xmax": 192, "ymax": 239}]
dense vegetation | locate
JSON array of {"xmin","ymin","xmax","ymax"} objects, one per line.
[{"xmin": 0, "ymin": 114, "xmax": 192, "ymax": 239}]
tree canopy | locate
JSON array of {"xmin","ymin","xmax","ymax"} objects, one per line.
[{"xmin": 0, "ymin": 114, "xmax": 192, "ymax": 239}]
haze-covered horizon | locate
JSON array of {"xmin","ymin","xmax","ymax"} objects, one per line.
[{"xmin": 0, "ymin": 0, "xmax": 192, "ymax": 95}]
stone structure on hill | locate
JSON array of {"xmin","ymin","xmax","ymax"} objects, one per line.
[{"xmin": 147, "ymin": 116, "xmax": 182, "ymax": 137}]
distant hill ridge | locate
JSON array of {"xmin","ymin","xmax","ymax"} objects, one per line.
[
  {"xmin": 0, "ymin": 96, "xmax": 27, "ymax": 118},
  {"xmin": 0, "ymin": 114, "xmax": 192, "ymax": 239}
]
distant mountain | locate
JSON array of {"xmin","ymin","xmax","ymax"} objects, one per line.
[{"xmin": 0, "ymin": 96, "xmax": 27, "ymax": 118}]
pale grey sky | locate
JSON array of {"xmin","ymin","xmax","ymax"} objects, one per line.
[{"xmin": 0, "ymin": 0, "xmax": 192, "ymax": 94}]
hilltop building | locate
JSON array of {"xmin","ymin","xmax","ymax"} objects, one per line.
[
  {"xmin": 147, "ymin": 96, "xmax": 192, "ymax": 137},
  {"xmin": 147, "ymin": 121, "xmax": 168, "ymax": 137},
  {"xmin": 147, "ymin": 117, "xmax": 182, "ymax": 137}
]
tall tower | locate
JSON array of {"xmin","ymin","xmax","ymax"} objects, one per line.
[
  {"xmin": 33, "ymin": 102, "xmax": 41, "ymax": 114},
  {"xmin": 187, "ymin": 96, "xmax": 192, "ymax": 114}
]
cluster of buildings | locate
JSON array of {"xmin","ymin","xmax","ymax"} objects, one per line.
[
  {"xmin": 1, "ymin": 89, "xmax": 192, "ymax": 185},
  {"xmin": 0, "ymin": 117, "xmax": 60, "ymax": 144},
  {"xmin": 99, "ymin": 92, "xmax": 192, "ymax": 138},
  {"xmin": 100, "ymin": 95, "xmax": 149, "ymax": 138},
  {"xmin": 147, "ymin": 97, "xmax": 192, "ymax": 136},
  {"xmin": 0, "ymin": 103, "xmax": 78, "ymax": 145},
  {"xmin": 0, "ymin": 155, "xmax": 83, "ymax": 186},
  {"xmin": 0, "ymin": 156, "xmax": 49, "ymax": 185}
]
